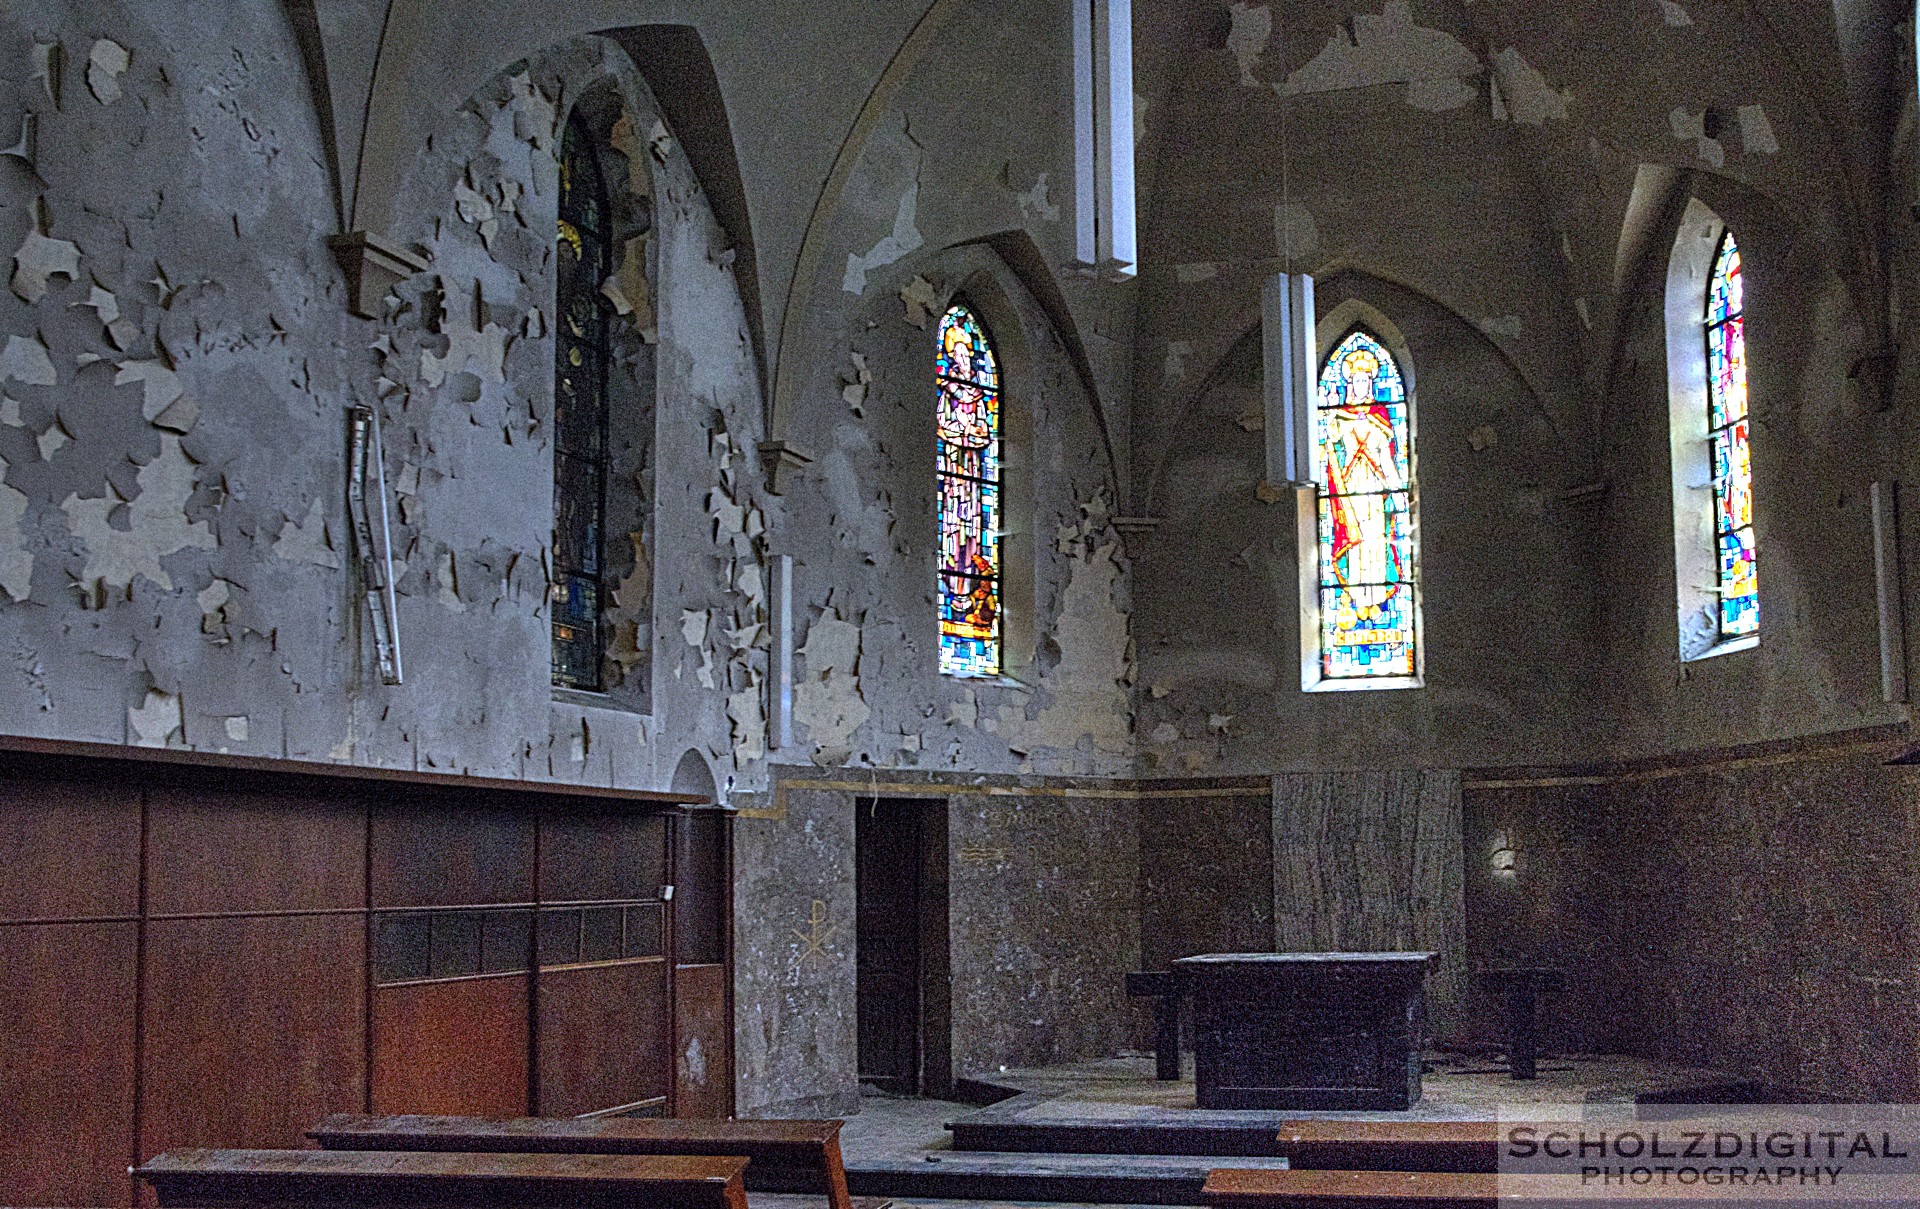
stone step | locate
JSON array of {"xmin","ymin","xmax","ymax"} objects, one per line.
[{"xmin": 845, "ymin": 1150, "xmax": 1293, "ymax": 1206}]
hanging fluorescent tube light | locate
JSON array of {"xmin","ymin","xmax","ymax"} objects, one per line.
[
  {"xmin": 1263, "ymin": 272, "xmax": 1316, "ymax": 486},
  {"xmin": 1073, "ymin": 0, "xmax": 1136, "ymax": 279}
]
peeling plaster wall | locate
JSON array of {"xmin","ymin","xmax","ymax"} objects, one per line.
[
  {"xmin": 0, "ymin": 3, "xmax": 364, "ymax": 751},
  {"xmin": 0, "ymin": 16, "xmax": 771, "ymax": 789},
  {"xmin": 2, "ymin": 1, "xmax": 1153, "ymax": 1127},
  {"xmin": 1135, "ymin": 278, "xmax": 1596, "ymax": 774},
  {"xmin": 11, "ymin": 0, "xmax": 1918, "ymax": 1126},
  {"xmin": 776, "ymin": 241, "xmax": 1132, "ymax": 779},
  {"xmin": 1596, "ymin": 187, "xmax": 1905, "ymax": 754}
]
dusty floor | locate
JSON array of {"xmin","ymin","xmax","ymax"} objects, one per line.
[{"xmin": 836, "ymin": 1051, "xmax": 1758, "ymax": 1156}]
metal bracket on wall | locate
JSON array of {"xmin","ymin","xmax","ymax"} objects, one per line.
[{"xmin": 348, "ymin": 406, "xmax": 404, "ymax": 684}]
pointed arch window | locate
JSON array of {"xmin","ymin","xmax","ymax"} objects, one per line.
[
  {"xmin": 936, "ymin": 304, "xmax": 1003, "ymax": 678},
  {"xmin": 1308, "ymin": 329, "xmax": 1421, "ymax": 687},
  {"xmin": 1704, "ymin": 231, "xmax": 1758, "ymax": 640},
  {"xmin": 552, "ymin": 114, "xmax": 614, "ymax": 689}
]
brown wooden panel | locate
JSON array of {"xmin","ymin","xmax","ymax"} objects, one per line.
[
  {"xmin": 540, "ymin": 809, "xmax": 667, "ymax": 903},
  {"xmin": 673, "ymin": 812, "xmax": 728, "ymax": 965},
  {"xmin": 0, "ymin": 734, "xmax": 702, "ymax": 807},
  {"xmin": 536, "ymin": 960, "xmax": 668, "ymax": 1116},
  {"xmin": 0, "ymin": 768, "xmax": 140, "ymax": 921},
  {"xmin": 146, "ymin": 786, "xmax": 364, "ymax": 916},
  {"xmin": 141, "ymin": 916, "xmax": 365, "ymax": 1157},
  {"xmin": 673, "ymin": 963, "xmax": 733, "ymax": 1118},
  {"xmin": 135, "ymin": 1149, "xmax": 749, "ymax": 1209},
  {"xmin": 371, "ymin": 797, "xmax": 535, "ymax": 908},
  {"xmin": 0, "ymin": 922, "xmax": 137, "ymax": 1207},
  {"xmin": 373, "ymin": 977, "xmax": 529, "ymax": 1118}
]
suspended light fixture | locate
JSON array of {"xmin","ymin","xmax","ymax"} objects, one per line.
[
  {"xmin": 1074, "ymin": 0, "xmax": 1137, "ymax": 279},
  {"xmin": 1262, "ymin": 4, "xmax": 1314, "ymax": 488}
]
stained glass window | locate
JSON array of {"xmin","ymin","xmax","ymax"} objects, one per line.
[
  {"xmin": 1313, "ymin": 329, "xmax": 1418, "ymax": 681},
  {"xmin": 1705, "ymin": 230, "xmax": 1758, "ymax": 639},
  {"xmin": 552, "ymin": 115, "xmax": 613, "ymax": 689},
  {"xmin": 936, "ymin": 305, "xmax": 1002, "ymax": 677}
]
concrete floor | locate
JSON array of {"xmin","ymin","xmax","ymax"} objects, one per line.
[
  {"xmin": 814, "ymin": 1052, "xmax": 1758, "ymax": 1208},
  {"xmin": 833, "ymin": 1050, "xmax": 1759, "ymax": 1164},
  {"xmin": 934, "ymin": 1052, "xmax": 1757, "ymax": 1124}
]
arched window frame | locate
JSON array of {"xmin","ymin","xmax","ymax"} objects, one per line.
[
  {"xmin": 1298, "ymin": 320, "xmax": 1424, "ymax": 692},
  {"xmin": 551, "ymin": 111, "xmax": 616, "ymax": 691},
  {"xmin": 1665, "ymin": 201, "xmax": 1759, "ymax": 661},
  {"xmin": 1704, "ymin": 232, "xmax": 1757, "ymax": 640},
  {"xmin": 935, "ymin": 302, "xmax": 1006, "ymax": 678}
]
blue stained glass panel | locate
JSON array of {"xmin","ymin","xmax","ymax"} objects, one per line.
[
  {"xmin": 1319, "ymin": 585, "xmax": 1417, "ymax": 679},
  {"xmin": 1705, "ymin": 231, "xmax": 1758, "ymax": 641},
  {"xmin": 1313, "ymin": 330, "xmax": 1419, "ymax": 682},
  {"xmin": 937, "ymin": 305, "xmax": 1003, "ymax": 677}
]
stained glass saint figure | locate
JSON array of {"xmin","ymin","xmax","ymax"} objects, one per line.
[
  {"xmin": 1314, "ymin": 330, "xmax": 1418, "ymax": 681},
  {"xmin": 936, "ymin": 305, "xmax": 1002, "ymax": 677},
  {"xmin": 1706, "ymin": 231, "xmax": 1757, "ymax": 639}
]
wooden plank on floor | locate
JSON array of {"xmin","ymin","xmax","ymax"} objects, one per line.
[{"xmin": 1205, "ymin": 1169, "xmax": 1498, "ymax": 1209}]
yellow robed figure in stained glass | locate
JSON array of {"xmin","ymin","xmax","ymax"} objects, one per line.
[{"xmin": 1313, "ymin": 330, "xmax": 1418, "ymax": 680}]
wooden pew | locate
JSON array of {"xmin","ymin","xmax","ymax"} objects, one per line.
[
  {"xmin": 136, "ymin": 1148, "xmax": 750, "ymax": 1209},
  {"xmin": 1204, "ymin": 1168, "xmax": 1498, "ymax": 1209},
  {"xmin": 309, "ymin": 1113, "xmax": 862, "ymax": 1209},
  {"xmin": 1269, "ymin": 1121, "xmax": 1500, "ymax": 1173},
  {"xmin": 1208, "ymin": 1167, "xmax": 1919, "ymax": 1207}
]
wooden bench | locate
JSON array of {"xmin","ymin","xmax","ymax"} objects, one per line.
[
  {"xmin": 309, "ymin": 1113, "xmax": 863, "ymax": 1209},
  {"xmin": 136, "ymin": 1148, "xmax": 750, "ymax": 1209},
  {"xmin": 1209, "ymin": 1166, "xmax": 1919, "ymax": 1207},
  {"xmin": 1204, "ymin": 1168, "xmax": 1497, "ymax": 1209},
  {"xmin": 1270, "ymin": 1121, "xmax": 1500, "ymax": 1173},
  {"xmin": 1124, "ymin": 970, "xmax": 1182, "ymax": 1080}
]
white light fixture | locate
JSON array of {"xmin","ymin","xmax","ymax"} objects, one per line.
[
  {"xmin": 1074, "ymin": 0, "xmax": 1136, "ymax": 279},
  {"xmin": 1261, "ymin": 6, "xmax": 1312, "ymax": 488},
  {"xmin": 1263, "ymin": 272, "xmax": 1316, "ymax": 486}
]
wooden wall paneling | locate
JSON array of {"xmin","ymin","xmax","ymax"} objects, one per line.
[
  {"xmin": 539, "ymin": 807, "xmax": 668, "ymax": 903},
  {"xmin": 145, "ymin": 781, "xmax": 364, "ymax": 916},
  {"xmin": 673, "ymin": 811, "xmax": 729, "ymax": 966},
  {"xmin": 0, "ymin": 765, "xmax": 140, "ymax": 921},
  {"xmin": 372, "ymin": 976, "xmax": 530, "ymax": 1117},
  {"xmin": 140, "ymin": 915, "xmax": 366, "ymax": 1158},
  {"xmin": 371, "ymin": 792, "xmax": 535, "ymax": 909},
  {"xmin": 673, "ymin": 809, "xmax": 733, "ymax": 1117},
  {"xmin": 672, "ymin": 962, "xmax": 734, "ymax": 1118},
  {"xmin": 0, "ymin": 922, "xmax": 139, "ymax": 1207},
  {"xmin": 535, "ymin": 959, "xmax": 670, "ymax": 1117}
]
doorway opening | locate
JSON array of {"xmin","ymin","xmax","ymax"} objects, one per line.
[{"xmin": 854, "ymin": 796, "xmax": 950, "ymax": 1097}]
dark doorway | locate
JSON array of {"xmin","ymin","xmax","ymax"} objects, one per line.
[{"xmin": 855, "ymin": 797, "xmax": 948, "ymax": 1095}]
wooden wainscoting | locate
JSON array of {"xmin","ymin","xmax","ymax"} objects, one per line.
[{"xmin": 0, "ymin": 737, "xmax": 731, "ymax": 1208}]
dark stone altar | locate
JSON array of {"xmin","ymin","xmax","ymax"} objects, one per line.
[{"xmin": 1172, "ymin": 952, "xmax": 1435, "ymax": 1111}]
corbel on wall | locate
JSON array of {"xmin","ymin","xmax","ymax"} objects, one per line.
[{"xmin": 328, "ymin": 230, "xmax": 431, "ymax": 320}]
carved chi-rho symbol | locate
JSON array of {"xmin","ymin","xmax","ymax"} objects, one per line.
[{"xmin": 793, "ymin": 898, "xmax": 836, "ymax": 963}]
